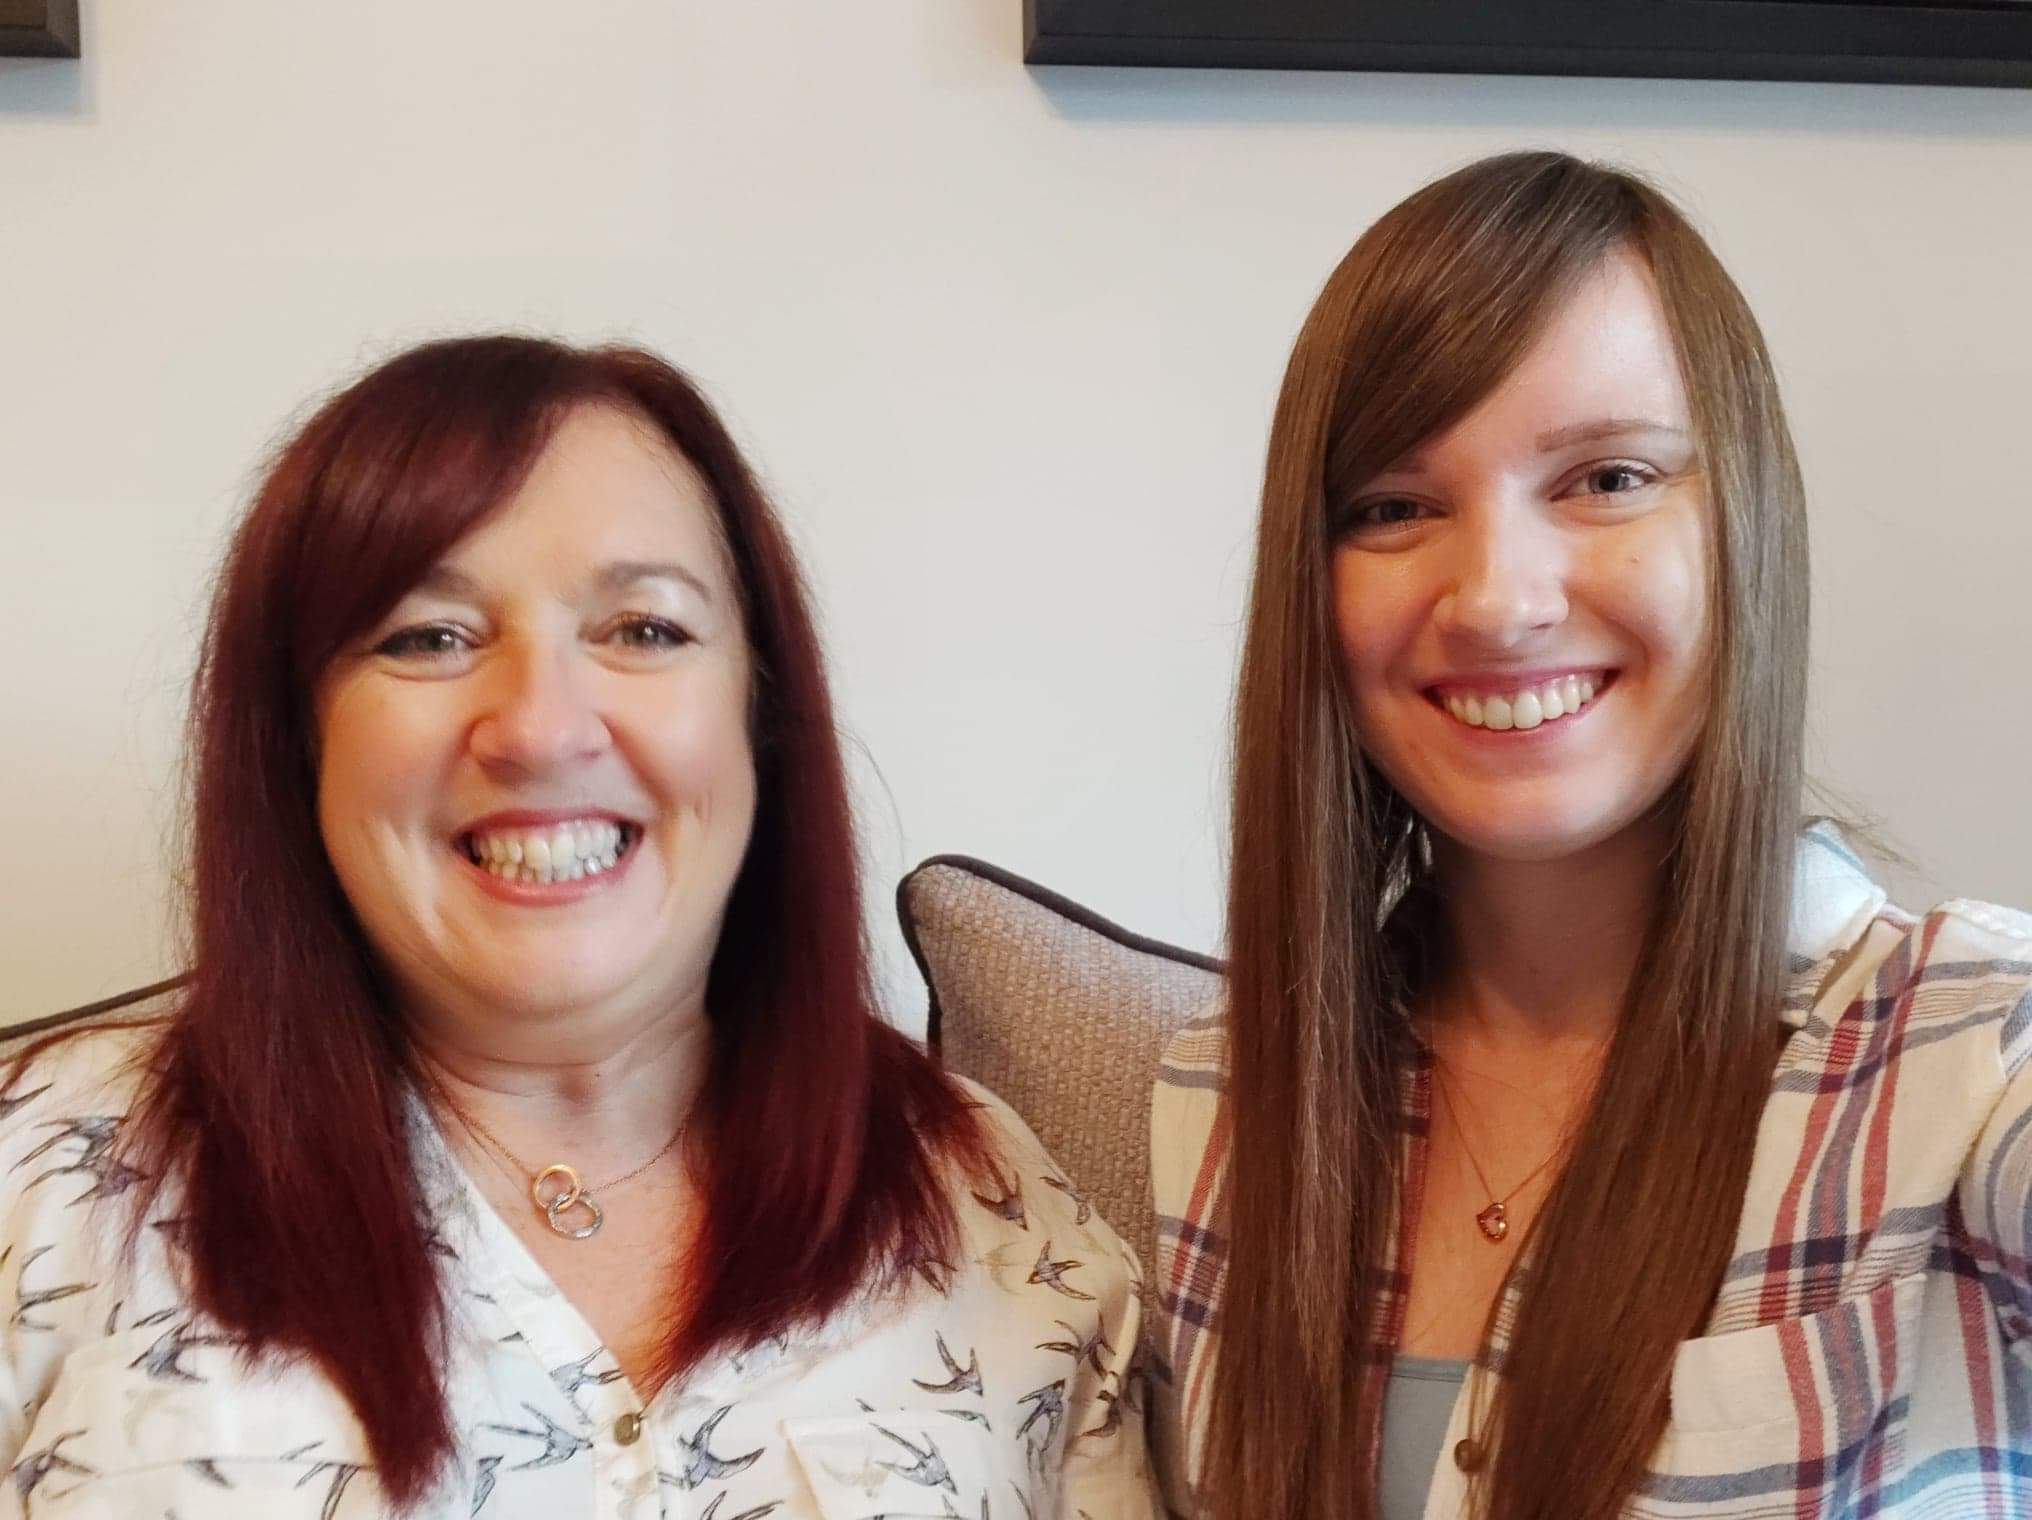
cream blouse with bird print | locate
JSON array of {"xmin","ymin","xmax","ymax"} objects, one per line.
[{"xmin": 0, "ymin": 1030, "xmax": 1156, "ymax": 1519}]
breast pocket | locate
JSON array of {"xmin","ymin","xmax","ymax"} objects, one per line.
[
  {"xmin": 1636, "ymin": 1269, "xmax": 1928, "ymax": 1519},
  {"xmin": 787, "ymin": 1409, "xmax": 1025, "ymax": 1520},
  {"xmin": 1, "ymin": 1317, "xmax": 389, "ymax": 1519}
]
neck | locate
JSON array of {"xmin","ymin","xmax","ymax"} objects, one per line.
[
  {"xmin": 406, "ymin": 997, "xmax": 710, "ymax": 1162},
  {"xmin": 1427, "ymin": 810, "xmax": 1672, "ymax": 1059}
]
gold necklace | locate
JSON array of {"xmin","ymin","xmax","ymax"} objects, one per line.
[
  {"xmin": 420, "ymin": 1064, "xmax": 688, "ymax": 1241},
  {"xmin": 1429, "ymin": 1056, "xmax": 1569, "ymax": 1245}
]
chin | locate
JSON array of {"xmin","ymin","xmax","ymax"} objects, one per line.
[
  {"xmin": 1423, "ymin": 801, "xmax": 1645, "ymax": 866},
  {"xmin": 452, "ymin": 952, "xmax": 648, "ymax": 1024}
]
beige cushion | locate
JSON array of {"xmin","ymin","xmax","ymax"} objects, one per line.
[{"xmin": 899, "ymin": 855, "xmax": 1221, "ymax": 1279}]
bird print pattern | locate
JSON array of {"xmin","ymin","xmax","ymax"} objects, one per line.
[{"xmin": 0, "ymin": 1032, "xmax": 1156, "ymax": 1517}]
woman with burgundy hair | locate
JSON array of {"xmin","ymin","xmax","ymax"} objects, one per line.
[{"xmin": 0, "ymin": 337, "xmax": 1155, "ymax": 1518}]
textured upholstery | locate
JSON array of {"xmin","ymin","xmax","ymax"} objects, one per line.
[{"xmin": 898, "ymin": 856, "xmax": 1222, "ymax": 1281}]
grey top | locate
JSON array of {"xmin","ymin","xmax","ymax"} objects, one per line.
[{"xmin": 1379, "ymin": 1355, "xmax": 1470, "ymax": 1520}]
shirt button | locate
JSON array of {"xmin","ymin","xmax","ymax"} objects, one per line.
[
  {"xmin": 614, "ymin": 1411, "xmax": 643, "ymax": 1446},
  {"xmin": 1453, "ymin": 1438, "xmax": 1487, "ymax": 1472}
]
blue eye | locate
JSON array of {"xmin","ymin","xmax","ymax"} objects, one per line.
[{"xmin": 373, "ymin": 624, "xmax": 468, "ymax": 659}]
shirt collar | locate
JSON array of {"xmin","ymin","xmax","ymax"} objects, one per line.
[{"xmin": 1779, "ymin": 822, "xmax": 1889, "ymax": 1030}]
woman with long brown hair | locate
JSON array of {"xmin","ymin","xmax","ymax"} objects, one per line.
[
  {"xmin": 1151, "ymin": 152, "xmax": 2032, "ymax": 1518},
  {"xmin": 0, "ymin": 336, "xmax": 1155, "ymax": 1517}
]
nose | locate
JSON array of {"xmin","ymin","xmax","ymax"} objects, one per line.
[
  {"xmin": 467, "ymin": 640, "xmax": 611, "ymax": 775},
  {"xmin": 1434, "ymin": 500, "xmax": 1569, "ymax": 650}
]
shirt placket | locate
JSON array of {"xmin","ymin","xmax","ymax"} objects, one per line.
[{"xmin": 418, "ymin": 1110, "xmax": 669, "ymax": 1520}]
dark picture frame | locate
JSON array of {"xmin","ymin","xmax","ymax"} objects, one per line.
[
  {"xmin": 0, "ymin": 0, "xmax": 79, "ymax": 58},
  {"xmin": 1024, "ymin": 0, "xmax": 2032, "ymax": 88}
]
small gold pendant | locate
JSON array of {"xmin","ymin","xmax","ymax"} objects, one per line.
[
  {"xmin": 531, "ymin": 1163, "xmax": 604, "ymax": 1241},
  {"xmin": 1475, "ymin": 1201, "xmax": 1508, "ymax": 1242}
]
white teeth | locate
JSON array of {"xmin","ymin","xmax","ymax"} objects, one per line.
[
  {"xmin": 463, "ymin": 820, "xmax": 628, "ymax": 884},
  {"xmin": 1442, "ymin": 677, "xmax": 1601, "ymax": 732}
]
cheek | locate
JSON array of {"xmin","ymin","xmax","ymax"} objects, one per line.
[
  {"xmin": 1331, "ymin": 558, "xmax": 1421, "ymax": 707},
  {"xmin": 1609, "ymin": 522, "xmax": 1711, "ymax": 691},
  {"xmin": 312, "ymin": 684, "xmax": 447, "ymax": 859},
  {"xmin": 315, "ymin": 687, "xmax": 391, "ymax": 841},
  {"xmin": 636, "ymin": 675, "xmax": 757, "ymax": 817}
]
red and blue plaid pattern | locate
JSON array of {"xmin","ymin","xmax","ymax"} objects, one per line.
[{"xmin": 1150, "ymin": 829, "xmax": 2032, "ymax": 1516}]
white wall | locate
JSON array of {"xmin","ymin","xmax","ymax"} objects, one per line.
[{"xmin": 6, "ymin": 2, "xmax": 2031, "ymax": 1031}]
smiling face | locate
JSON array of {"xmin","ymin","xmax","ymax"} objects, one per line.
[
  {"xmin": 1331, "ymin": 249, "xmax": 1712, "ymax": 866},
  {"xmin": 314, "ymin": 404, "xmax": 757, "ymax": 1037}
]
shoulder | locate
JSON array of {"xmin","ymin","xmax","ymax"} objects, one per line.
[
  {"xmin": 1156, "ymin": 1006, "xmax": 1227, "ymax": 1090},
  {"xmin": 947, "ymin": 1075, "xmax": 1128, "ymax": 1252},
  {"xmin": 1151, "ymin": 1006, "xmax": 1226, "ymax": 1222},
  {"xmin": 1866, "ymin": 897, "xmax": 2032, "ymax": 1076},
  {"xmin": 1921, "ymin": 896, "xmax": 2032, "ymax": 969},
  {"xmin": 0, "ymin": 1026, "xmax": 158, "ymax": 1364},
  {"xmin": 0, "ymin": 1023, "xmax": 153, "ymax": 1143},
  {"xmin": 948, "ymin": 1074, "xmax": 1047, "ymax": 1177},
  {"xmin": 1780, "ymin": 894, "xmax": 2032, "ymax": 1180},
  {"xmin": 0, "ymin": 1023, "xmax": 156, "ymax": 1225}
]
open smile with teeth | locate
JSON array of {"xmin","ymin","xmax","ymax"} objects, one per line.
[
  {"xmin": 458, "ymin": 819, "xmax": 636, "ymax": 885},
  {"xmin": 1440, "ymin": 674, "xmax": 1603, "ymax": 733}
]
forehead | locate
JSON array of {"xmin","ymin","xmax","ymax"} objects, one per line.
[
  {"xmin": 1417, "ymin": 250, "xmax": 1691, "ymax": 462},
  {"xmin": 445, "ymin": 404, "xmax": 733, "ymax": 589}
]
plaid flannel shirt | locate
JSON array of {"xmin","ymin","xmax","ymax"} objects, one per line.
[{"xmin": 1150, "ymin": 827, "xmax": 2032, "ymax": 1517}]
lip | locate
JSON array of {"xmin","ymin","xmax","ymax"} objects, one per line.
[
  {"xmin": 1425, "ymin": 666, "xmax": 1614, "ymax": 701},
  {"xmin": 456, "ymin": 806, "xmax": 639, "ymax": 834}
]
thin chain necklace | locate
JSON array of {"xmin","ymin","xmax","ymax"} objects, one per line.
[
  {"xmin": 1429, "ymin": 1055, "xmax": 1569, "ymax": 1245},
  {"xmin": 419, "ymin": 1062, "xmax": 688, "ymax": 1242}
]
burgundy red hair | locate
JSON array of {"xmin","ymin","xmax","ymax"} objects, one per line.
[{"xmin": 106, "ymin": 337, "xmax": 985, "ymax": 1501}]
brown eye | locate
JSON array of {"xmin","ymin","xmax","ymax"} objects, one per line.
[
  {"xmin": 374, "ymin": 624, "xmax": 466, "ymax": 658},
  {"xmin": 1347, "ymin": 497, "xmax": 1429, "ymax": 532},
  {"xmin": 611, "ymin": 616, "xmax": 689, "ymax": 651},
  {"xmin": 1584, "ymin": 465, "xmax": 1651, "ymax": 495}
]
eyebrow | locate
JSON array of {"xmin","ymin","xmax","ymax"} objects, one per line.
[
  {"xmin": 594, "ymin": 559, "xmax": 717, "ymax": 605},
  {"xmin": 1383, "ymin": 418, "xmax": 1691, "ymax": 477},
  {"xmin": 1533, "ymin": 418, "xmax": 1690, "ymax": 452},
  {"xmin": 406, "ymin": 560, "xmax": 717, "ymax": 605},
  {"xmin": 412, "ymin": 565, "xmax": 483, "ymax": 599}
]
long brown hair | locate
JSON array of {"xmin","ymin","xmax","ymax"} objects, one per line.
[
  {"xmin": 44, "ymin": 337, "xmax": 986, "ymax": 1504},
  {"xmin": 1208, "ymin": 153, "xmax": 1808, "ymax": 1520}
]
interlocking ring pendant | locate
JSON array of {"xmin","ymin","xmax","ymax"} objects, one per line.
[{"xmin": 531, "ymin": 1163, "xmax": 605, "ymax": 1240}]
